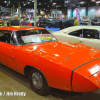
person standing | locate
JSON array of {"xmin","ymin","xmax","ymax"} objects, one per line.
[
  {"xmin": 74, "ymin": 17, "xmax": 79, "ymax": 26},
  {"xmin": 11, "ymin": 16, "xmax": 20, "ymax": 26},
  {"xmin": 21, "ymin": 18, "xmax": 28, "ymax": 26},
  {"xmin": 37, "ymin": 17, "xmax": 42, "ymax": 27},
  {"xmin": 88, "ymin": 18, "xmax": 91, "ymax": 26}
]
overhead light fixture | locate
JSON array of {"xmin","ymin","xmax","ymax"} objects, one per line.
[
  {"xmin": 96, "ymin": 1, "xmax": 100, "ymax": 3},
  {"xmin": 80, "ymin": 1, "xmax": 85, "ymax": 4},
  {"xmin": 91, "ymin": 0, "xmax": 96, "ymax": 2},
  {"xmin": 56, "ymin": 5, "xmax": 61, "ymax": 7},
  {"xmin": 28, "ymin": 2, "xmax": 30, "ymax": 4},
  {"xmin": 53, "ymin": 3, "xmax": 56, "ymax": 5},
  {"xmin": 9, "ymin": 0, "xmax": 10, "ymax": 4},
  {"xmin": 23, "ymin": 4, "xmax": 26, "ymax": 6},
  {"xmin": 53, "ymin": 2, "xmax": 56, "ymax": 6},
  {"xmin": 38, "ymin": 2, "xmax": 41, "ymax": 5},
  {"xmin": 49, "ymin": 0, "xmax": 52, "ymax": 2},
  {"xmin": 4, "ymin": 1, "xmax": 7, "ymax": 3}
]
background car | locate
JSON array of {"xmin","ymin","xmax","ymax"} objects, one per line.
[{"xmin": 52, "ymin": 26, "xmax": 100, "ymax": 49}]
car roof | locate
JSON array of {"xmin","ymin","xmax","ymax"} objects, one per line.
[
  {"xmin": 58, "ymin": 25, "xmax": 100, "ymax": 33},
  {"xmin": 0, "ymin": 26, "xmax": 45, "ymax": 31},
  {"xmin": 52, "ymin": 25, "xmax": 100, "ymax": 35}
]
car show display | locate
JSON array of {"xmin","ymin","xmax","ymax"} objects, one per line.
[
  {"xmin": 0, "ymin": 0, "xmax": 100, "ymax": 99},
  {"xmin": 0, "ymin": 26, "xmax": 100, "ymax": 95}
]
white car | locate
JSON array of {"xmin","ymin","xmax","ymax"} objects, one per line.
[{"xmin": 52, "ymin": 26, "xmax": 100, "ymax": 49}]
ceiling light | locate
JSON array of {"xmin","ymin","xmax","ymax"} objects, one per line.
[
  {"xmin": 53, "ymin": 3, "xmax": 56, "ymax": 5},
  {"xmin": 28, "ymin": 2, "xmax": 30, "ymax": 4},
  {"xmin": 49, "ymin": 0, "xmax": 52, "ymax": 2},
  {"xmin": 4, "ymin": 1, "xmax": 7, "ymax": 3},
  {"xmin": 91, "ymin": 0, "xmax": 96, "ymax": 2},
  {"xmin": 9, "ymin": 0, "xmax": 10, "ymax": 4},
  {"xmin": 80, "ymin": 1, "xmax": 85, "ymax": 4},
  {"xmin": 23, "ymin": 4, "xmax": 26, "ymax": 6},
  {"xmin": 38, "ymin": 2, "xmax": 41, "ymax": 5},
  {"xmin": 96, "ymin": 1, "xmax": 100, "ymax": 3}
]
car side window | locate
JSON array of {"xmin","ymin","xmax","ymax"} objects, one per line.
[
  {"xmin": 68, "ymin": 29, "xmax": 82, "ymax": 37},
  {"xmin": 0, "ymin": 30, "xmax": 11, "ymax": 43},
  {"xmin": 83, "ymin": 29, "xmax": 99, "ymax": 39}
]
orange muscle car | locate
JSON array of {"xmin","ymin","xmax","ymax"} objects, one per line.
[{"xmin": 0, "ymin": 26, "xmax": 100, "ymax": 95}]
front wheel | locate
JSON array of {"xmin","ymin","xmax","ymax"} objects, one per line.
[{"xmin": 28, "ymin": 69, "xmax": 50, "ymax": 95}]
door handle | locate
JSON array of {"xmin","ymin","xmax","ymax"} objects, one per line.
[
  {"xmin": 79, "ymin": 41, "xmax": 84, "ymax": 43},
  {"xmin": 11, "ymin": 57, "xmax": 14, "ymax": 59}
]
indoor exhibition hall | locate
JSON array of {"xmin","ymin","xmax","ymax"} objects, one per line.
[{"xmin": 0, "ymin": 0, "xmax": 100, "ymax": 100}]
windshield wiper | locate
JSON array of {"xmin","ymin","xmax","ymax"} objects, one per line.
[{"xmin": 24, "ymin": 42, "xmax": 36, "ymax": 44}]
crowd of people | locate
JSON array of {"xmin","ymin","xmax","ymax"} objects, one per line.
[{"xmin": 0, "ymin": 15, "xmax": 79, "ymax": 27}]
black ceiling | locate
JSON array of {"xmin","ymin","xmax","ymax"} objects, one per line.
[
  {"xmin": 0, "ymin": 0, "xmax": 100, "ymax": 16},
  {"xmin": 0, "ymin": 0, "xmax": 100, "ymax": 9}
]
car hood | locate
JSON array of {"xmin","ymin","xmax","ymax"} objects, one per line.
[{"xmin": 23, "ymin": 41, "xmax": 100, "ymax": 70}]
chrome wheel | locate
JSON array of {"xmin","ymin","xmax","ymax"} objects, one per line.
[
  {"xmin": 29, "ymin": 69, "xmax": 50, "ymax": 95},
  {"xmin": 32, "ymin": 72, "xmax": 43, "ymax": 89}
]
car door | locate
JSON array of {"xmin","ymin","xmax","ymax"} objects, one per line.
[
  {"xmin": 79, "ymin": 29, "xmax": 100, "ymax": 49},
  {"xmin": 0, "ymin": 30, "xmax": 17, "ymax": 71},
  {"xmin": 61, "ymin": 29, "xmax": 82, "ymax": 43}
]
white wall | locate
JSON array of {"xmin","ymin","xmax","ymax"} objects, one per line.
[
  {"xmin": 73, "ymin": 7, "xmax": 86, "ymax": 17},
  {"xmin": 67, "ymin": 6, "xmax": 100, "ymax": 18},
  {"xmin": 67, "ymin": 7, "xmax": 86, "ymax": 18},
  {"xmin": 88, "ymin": 6, "xmax": 100, "ymax": 16}
]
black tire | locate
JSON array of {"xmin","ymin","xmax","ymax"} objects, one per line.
[{"xmin": 28, "ymin": 69, "xmax": 50, "ymax": 95}]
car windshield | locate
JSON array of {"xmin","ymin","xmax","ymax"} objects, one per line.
[{"xmin": 16, "ymin": 29, "xmax": 57, "ymax": 45}]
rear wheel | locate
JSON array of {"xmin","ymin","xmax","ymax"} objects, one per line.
[{"xmin": 28, "ymin": 69, "xmax": 50, "ymax": 95}]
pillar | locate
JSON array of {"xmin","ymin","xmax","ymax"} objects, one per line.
[
  {"xmin": 86, "ymin": 7, "xmax": 88, "ymax": 16},
  {"xmin": 18, "ymin": 2, "xmax": 21, "ymax": 20},
  {"xmin": 34, "ymin": 0, "xmax": 37, "ymax": 26}
]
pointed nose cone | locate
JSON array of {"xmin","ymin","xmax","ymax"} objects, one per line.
[
  {"xmin": 72, "ymin": 58, "xmax": 100, "ymax": 92},
  {"xmin": 72, "ymin": 71, "xmax": 100, "ymax": 92}
]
